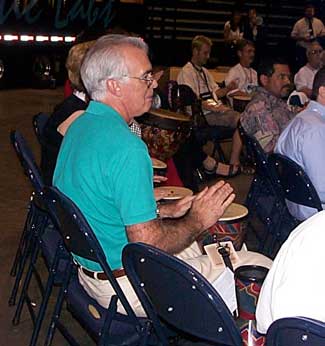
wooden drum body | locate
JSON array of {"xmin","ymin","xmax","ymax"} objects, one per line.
[
  {"xmin": 139, "ymin": 108, "xmax": 191, "ymax": 161},
  {"xmin": 206, "ymin": 203, "xmax": 248, "ymax": 251},
  {"xmin": 235, "ymin": 265, "xmax": 269, "ymax": 346},
  {"xmin": 233, "ymin": 95, "xmax": 251, "ymax": 113}
]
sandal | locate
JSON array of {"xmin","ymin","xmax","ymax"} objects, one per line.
[
  {"xmin": 240, "ymin": 164, "xmax": 255, "ymax": 175},
  {"xmin": 205, "ymin": 162, "xmax": 241, "ymax": 178}
]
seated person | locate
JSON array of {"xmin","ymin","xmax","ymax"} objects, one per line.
[
  {"xmin": 178, "ymin": 35, "xmax": 243, "ymax": 175},
  {"xmin": 240, "ymin": 57, "xmax": 295, "ymax": 153},
  {"xmin": 275, "ymin": 67, "xmax": 325, "ymax": 221},
  {"xmin": 54, "ymin": 34, "xmax": 272, "ymax": 316},
  {"xmin": 42, "ymin": 40, "xmax": 95, "ymax": 184},
  {"xmin": 256, "ymin": 210, "xmax": 325, "ymax": 334},
  {"xmin": 225, "ymin": 39, "xmax": 258, "ymax": 101},
  {"xmin": 294, "ymin": 40, "xmax": 323, "ymax": 98}
]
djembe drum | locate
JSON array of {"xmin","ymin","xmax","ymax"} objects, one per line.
[
  {"xmin": 235, "ymin": 265, "xmax": 269, "ymax": 346},
  {"xmin": 203, "ymin": 203, "xmax": 248, "ymax": 251},
  {"xmin": 139, "ymin": 108, "xmax": 192, "ymax": 161},
  {"xmin": 233, "ymin": 95, "xmax": 252, "ymax": 113}
]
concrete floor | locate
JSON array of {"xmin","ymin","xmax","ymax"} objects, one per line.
[{"xmin": 0, "ymin": 88, "xmax": 253, "ymax": 345}]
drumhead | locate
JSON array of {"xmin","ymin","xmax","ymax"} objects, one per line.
[
  {"xmin": 155, "ymin": 186, "xmax": 193, "ymax": 200},
  {"xmin": 148, "ymin": 108, "xmax": 191, "ymax": 122},
  {"xmin": 151, "ymin": 158, "xmax": 167, "ymax": 169},
  {"xmin": 219, "ymin": 203, "xmax": 248, "ymax": 222}
]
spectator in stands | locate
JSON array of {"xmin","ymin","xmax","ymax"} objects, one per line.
[
  {"xmin": 291, "ymin": 2, "xmax": 325, "ymax": 68},
  {"xmin": 294, "ymin": 40, "xmax": 323, "ymax": 98},
  {"xmin": 224, "ymin": 9, "xmax": 244, "ymax": 64},
  {"xmin": 243, "ymin": 8, "xmax": 264, "ymax": 44},
  {"xmin": 178, "ymin": 35, "xmax": 243, "ymax": 176},
  {"xmin": 275, "ymin": 67, "xmax": 325, "ymax": 221},
  {"xmin": 242, "ymin": 7, "xmax": 266, "ymax": 63},
  {"xmin": 240, "ymin": 57, "xmax": 295, "ymax": 153},
  {"xmin": 256, "ymin": 210, "xmax": 325, "ymax": 334},
  {"xmin": 225, "ymin": 40, "xmax": 258, "ymax": 96}
]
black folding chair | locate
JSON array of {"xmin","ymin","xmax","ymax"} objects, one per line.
[
  {"xmin": 42, "ymin": 186, "xmax": 153, "ymax": 346},
  {"xmin": 270, "ymin": 153, "xmax": 323, "ymax": 221},
  {"xmin": 9, "ymin": 130, "xmax": 69, "ymax": 346},
  {"xmin": 122, "ymin": 242, "xmax": 243, "ymax": 346},
  {"xmin": 239, "ymin": 125, "xmax": 298, "ymax": 257},
  {"xmin": 169, "ymin": 81, "xmax": 234, "ymax": 162},
  {"xmin": 32, "ymin": 112, "xmax": 49, "ymax": 146},
  {"xmin": 266, "ymin": 317, "xmax": 325, "ymax": 346}
]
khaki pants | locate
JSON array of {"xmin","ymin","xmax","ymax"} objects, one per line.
[
  {"xmin": 205, "ymin": 110, "xmax": 240, "ymax": 128},
  {"xmin": 78, "ymin": 242, "xmax": 272, "ymax": 317}
]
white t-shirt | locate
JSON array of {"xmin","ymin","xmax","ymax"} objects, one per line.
[
  {"xmin": 294, "ymin": 64, "xmax": 319, "ymax": 91},
  {"xmin": 225, "ymin": 63, "xmax": 258, "ymax": 92},
  {"xmin": 291, "ymin": 17, "xmax": 325, "ymax": 49},
  {"xmin": 256, "ymin": 210, "xmax": 325, "ymax": 334}
]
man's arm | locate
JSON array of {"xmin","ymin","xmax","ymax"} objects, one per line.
[
  {"xmin": 126, "ymin": 181, "xmax": 235, "ymax": 254},
  {"xmin": 301, "ymin": 127, "xmax": 325, "ymax": 204}
]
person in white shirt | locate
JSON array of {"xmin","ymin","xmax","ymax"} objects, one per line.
[
  {"xmin": 256, "ymin": 210, "xmax": 325, "ymax": 334},
  {"xmin": 294, "ymin": 41, "xmax": 323, "ymax": 98},
  {"xmin": 291, "ymin": 3, "xmax": 325, "ymax": 67},
  {"xmin": 224, "ymin": 9, "xmax": 244, "ymax": 65},
  {"xmin": 225, "ymin": 40, "xmax": 258, "ymax": 96},
  {"xmin": 178, "ymin": 35, "xmax": 243, "ymax": 176}
]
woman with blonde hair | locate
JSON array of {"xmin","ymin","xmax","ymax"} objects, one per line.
[{"xmin": 42, "ymin": 40, "xmax": 95, "ymax": 184}]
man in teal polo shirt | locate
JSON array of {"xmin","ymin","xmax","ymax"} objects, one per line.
[{"xmin": 53, "ymin": 34, "xmax": 271, "ymax": 316}]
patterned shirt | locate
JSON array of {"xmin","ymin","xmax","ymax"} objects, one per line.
[{"xmin": 240, "ymin": 87, "xmax": 295, "ymax": 153}]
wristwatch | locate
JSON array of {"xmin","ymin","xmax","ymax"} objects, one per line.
[{"xmin": 156, "ymin": 205, "xmax": 161, "ymax": 218}]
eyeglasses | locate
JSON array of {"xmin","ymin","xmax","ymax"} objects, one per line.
[
  {"xmin": 123, "ymin": 72, "xmax": 155, "ymax": 88},
  {"xmin": 310, "ymin": 49, "xmax": 323, "ymax": 55},
  {"xmin": 275, "ymin": 73, "xmax": 291, "ymax": 81}
]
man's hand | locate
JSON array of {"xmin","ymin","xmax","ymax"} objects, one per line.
[
  {"xmin": 153, "ymin": 175, "xmax": 167, "ymax": 183},
  {"xmin": 159, "ymin": 195, "xmax": 195, "ymax": 218},
  {"xmin": 188, "ymin": 180, "xmax": 235, "ymax": 231},
  {"xmin": 215, "ymin": 104, "xmax": 230, "ymax": 113}
]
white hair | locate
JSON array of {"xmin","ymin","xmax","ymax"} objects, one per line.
[{"xmin": 80, "ymin": 34, "xmax": 149, "ymax": 101}]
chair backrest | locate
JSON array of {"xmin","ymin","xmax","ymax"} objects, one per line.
[
  {"xmin": 266, "ymin": 317, "xmax": 325, "ymax": 346},
  {"xmin": 238, "ymin": 123, "xmax": 276, "ymax": 181},
  {"xmin": 166, "ymin": 81, "xmax": 207, "ymax": 127},
  {"xmin": 10, "ymin": 130, "xmax": 44, "ymax": 194},
  {"xmin": 43, "ymin": 186, "xmax": 140, "ymax": 322},
  {"xmin": 269, "ymin": 153, "xmax": 323, "ymax": 212},
  {"xmin": 32, "ymin": 112, "xmax": 49, "ymax": 146},
  {"xmin": 122, "ymin": 242, "xmax": 242, "ymax": 346}
]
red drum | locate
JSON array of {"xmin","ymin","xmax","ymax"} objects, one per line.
[
  {"xmin": 235, "ymin": 265, "xmax": 269, "ymax": 346},
  {"xmin": 232, "ymin": 95, "xmax": 251, "ymax": 113},
  {"xmin": 140, "ymin": 108, "xmax": 191, "ymax": 161},
  {"xmin": 205, "ymin": 203, "xmax": 248, "ymax": 251}
]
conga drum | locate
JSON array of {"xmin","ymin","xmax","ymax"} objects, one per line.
[
  {"xmin": 232, "ymin": 95, "xmax": 251, "ymax": 113},
  {"xmin": 151, "ymin": 158, "xmax": 167, "ymax": 177},
  {"xmin": 235, "ymin": 265, "xmax": 269, "ymax": 346},
  {"xmin": 202, "ymin": 203, "xmax": 248, "ymax": 251},
  {"xmin": 151, "ymin": 158, "xmax": 167, "ymax": 187},
  {"xmin": 139, "ymin": 108, "xmax": 192, "ymax": 161},
  {"xmin": 154, "ymin": 186, "xmax": 193, "ymax": 201}
]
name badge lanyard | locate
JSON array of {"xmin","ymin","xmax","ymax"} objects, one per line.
[{"xmin": 190, "ymin": 62, "xmax": 215, "ymax": 101}]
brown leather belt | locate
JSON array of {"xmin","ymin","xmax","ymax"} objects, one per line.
[{"xmin": 77, "ymin": 264, "xmax": 125, "ymax": 280}]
